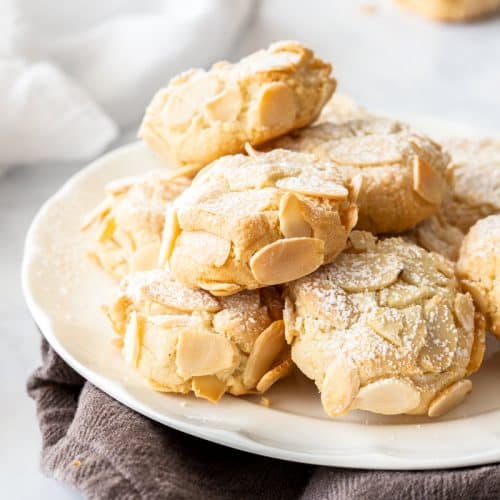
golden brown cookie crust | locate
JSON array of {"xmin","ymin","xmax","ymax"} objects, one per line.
[
  {"xmin": 139, "ymin": 41, "xmax": 336, "ymax": 170},
  {"xmin": 285, "ymin": 232, "xmax": 484, "ymax": 418},
  {"xmin": 457, "ymin": 215, "xmax": 500, "ymax": 338},
  {"xmin": 268, "ymin": 118, "xmax": 450, "ymax": 234},
  {"xmin": 162, "ymin": 149, "xmax": 357, "ymax": 294},
  {"xmin": 106, "ymin": 269, "xmax": 291, "ymax": 400}
]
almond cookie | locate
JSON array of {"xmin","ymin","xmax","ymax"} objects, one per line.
[
  {"xmin": 268, "ymin": 118, "xmax": 450, "ymax": 233},
  {"xmin": 396, "ymin": 0, "xmax": 500, "ymax": 21},
  {"xmin": 82, "ymin": 172, "xmax": 190, "ymax": 279},
  {"xmin": 316, "ymin": 93, "xmax": 371, "ymax": 125},
  {"xmin": 411, "ymin": 213, "xmax": 464, "ymax": 261},
  {"xmin": 106, "ymin": 269, "xmax": 291, "ymax": 401},
  {"xmin": 441, "ymin": 138, "xmax": 500, "ymax": 232},
  {"xmin": 284, "ymin": 232, "xmax": 485, "ymax": 418},
  {"xmin": 139, "ymin": 41, "xmax": 336, "ymax": 172},
  {"xmin": 161, "ymin": 149, "xmax": 358, "ymax": 295},
  {"xmin": 457, "ymin": 215, "xmax": 500, "ymax": 338}
]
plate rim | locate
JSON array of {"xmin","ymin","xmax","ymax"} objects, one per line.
[{"xmin": 22, "ymin": 123, "xmax": 500, "ymax": 470}]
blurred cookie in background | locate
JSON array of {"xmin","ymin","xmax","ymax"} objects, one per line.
[
  {"xmin": 442, "ymin": 138, "xmax": 500, "ymax": 232},
  {"xmin": 316, "ymin": 93, "xmax": 372, "ymax": 125},
  {"xmin": 396, "ymin": 0, "xmax": 500, "ymax": 21}
]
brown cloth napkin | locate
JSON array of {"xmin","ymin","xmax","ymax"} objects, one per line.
[{"xmin": 28, "ymin": 338, "xmax": 500, "ymax": 500}]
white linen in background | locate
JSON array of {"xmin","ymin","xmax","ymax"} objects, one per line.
[{"xmin": 0, "ymin": 0, "xmax": 254, "ymax": 167}]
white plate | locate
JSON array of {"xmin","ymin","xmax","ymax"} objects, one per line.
[{"xmin": 23, "ymin": 116, "xmax": 500, "ymax": 470}]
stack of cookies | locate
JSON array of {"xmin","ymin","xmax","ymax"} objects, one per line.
[{"xmin": 84, "ymin": 41, "xmax": 500, "ymax": 418}]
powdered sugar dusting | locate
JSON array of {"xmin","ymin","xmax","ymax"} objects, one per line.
[{"xmin": 286, "ymin": 234, "xmax": 478, "ymax": 413}]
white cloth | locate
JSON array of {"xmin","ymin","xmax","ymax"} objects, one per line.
[{"xmin": 0, "ymin": 0, "xmax": 254, "ymax": 167}]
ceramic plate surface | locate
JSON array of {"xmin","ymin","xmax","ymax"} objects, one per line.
[{"xmin": 23, "ymin": 116, "xmax": 500, "ymax": 470}]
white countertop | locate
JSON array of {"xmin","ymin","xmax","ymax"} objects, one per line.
[{"xmin": 1, "ymin": 1, "xmax": 499, "ymax": 498}]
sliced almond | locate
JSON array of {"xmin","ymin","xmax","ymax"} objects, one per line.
[
  {"xmin": 244, "ymin": 142, "xmax": 262, "ymax": 157},
  {"xmin": 432, "ymin": 253, "xmax": 455, "ymax": 279},
  {"xmin": 80, "ymin": 198, "xmax": 112, "ymax": 230},
  {"xmin": 250, "ymin": 237, "xmax": 324, "ymax": 285},
  {"xmin": 164, "ymin": 74, "xmax": 220, "ymax": 127},
  {"xmin": 98, "ymin": 216, "xmax": 116, "ymax": 242},
  {"xmin": 260, "ymin": 397, "xmax": 271, "ymax": 407},
  {"xmin": 243, "ymin": 320, "xmax": 286, "ymax": 388},
  {"xmin": 122, "ymin": 311, "xmax": 142, "ymax": 368},
  {"xmin": 147, "ymin": 303, "xmax": 172, "ymax": 315},
  {"xmin": 147, "ymin": 379, "xmax": 175, "ymax": 393},
  {"xmin": 321, "ymin": 355, "xmax": 360, "ymax": 417},
  {"xmin": 401, "ymin": 304, "xmax": 427, "ymax": 351},
  {"xmin": 97, "ymin": 248, "xmax": 126, "ymax": 275},
  {"xmin": 366, "ymin": 308, "xmax": 403, "ymax": 346},
  {"xmin": 148, "ymin": 314, "xmax": 196, "ymax": 329},
  {"xmin": 348, "ymin": 230, "xmax": 376, "ymax": 252},
  {"xmin": 198, "ymin": 282, "xmax": 244, "ymax": 297},
  {"xmin": 161, "ymin": 163, "xmax": 203, "ymax": 180},
  {"xmin": 349, "ymin": 174, "xmax": 363, "ymax": 203},
  {"xmin": 176, "ymin": 330, "xmax": 238, "ymax": 377},
  {"xmin": 379, "ymin": 282, "xmax": 434, "ymax": 308},
  {"xmin": 467, "ymin": 312, "xmax": 486, "ymax": 375},
  {"xmin": 276, "ymin": 176, "xmax": 349, "ymax": 200},
  {"xmin": 177, "ymin": 231, "xmax": 231, "ymax": 268},
  {"xmin": 279, "ymin": 192, "xmax": 312, "ymax": 238},
  {"xmin": 352, "ymin": 378, "xmax": 420, "ymax": 415},
  {"xmin": 159, "ymin": 175, "xmax": 192, "ymax": 188},
  {"xmin": 250, "ymin": 82, "xmax": 296, "ymax": 129},
  {"xmin": 219, "ymin": 290, "xmax": 262, "ymax": 313},
  {"xmin": 163, "ymin": 93, "xmax": 197, "ymax": 127},
  {"xmin": 416, "ymin": 216, "xmax": 463, "ymax": 261},
  {"xmin": 184, "ymin": 75, "xmax": 221, "ymax": 104},
  {"xmin": 419, "ymin": 296, "xmax": 458, "ymax": 372},
  {"xmin": 121, "ymin": 270, "xmax": 218, "ymax": 312},
  {"xmin": 112, "ymin": 228, "xmax": 136, "ymax": 256},
  {"xmin": 192, "ymin": 375, "xmax": 227, "ymax": 402},
  {"xmin": 105, "ymin": 175, "xmax": 141, "ymax": 195},
  {"xmin": 111, "ymin": 337, "xmax": 124, "ymax": 349},
  {"xmin": 204, "ymin": 87, "xmax": 241, "ymax": 122},
  {"xmin": 340, "ymin": 205, "xmax": 358, "ymax": 232},
  {"xmin": 332, "ymin": 253, "xmax": 403, "ymax": 292},
  {"xmin": 401, "ymin": 261, "xmax": 449, "ymax": 288},
  {"xmin": 256, "ymin": 357, "xmax": 294, "ymax": 393},
  {"xmin": 129, "ymin": 242, "xmax": 161, "ymax": 273},
  {"xmin": 460, "ymin": 280, "xmax": 488, "ymax": 316},
  {"xmin": 158, "ymin": 206, "xmax": 179, "ymax": 266},
  {"xmin": 228, "ymin": 380, "xmax": 250, "ymax": 396},
  {"xmin": 428, "ymin": 379, "xmax": 472, "ymax": 417},
  {"xmin": 269, "ymin": 41, "xmax": 306, "ymax": 55},
  {"xmin": 453, "ymin": 293, "xmax": 475, "ymax": 333},
  {"xmin": 413, "ymin": 156, "xmax": 442, "ymax": 205},
  {"xmin": 144, "ymin": 279, "xmax": 221, "ymax": 313},
  {"xmin": 249, "ymin": 48, "xmax": 302, "ymax": 72}
]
